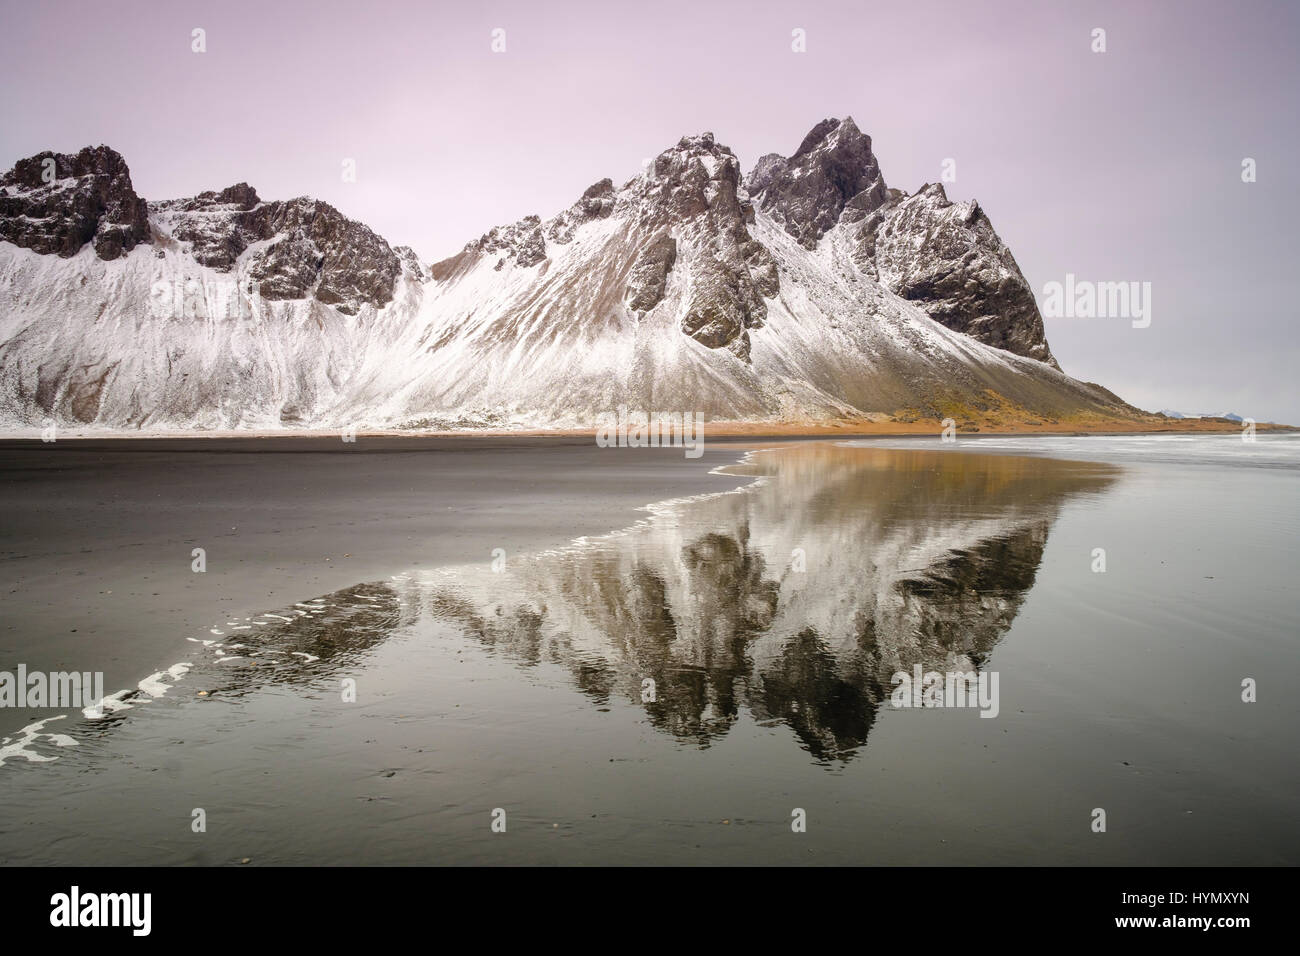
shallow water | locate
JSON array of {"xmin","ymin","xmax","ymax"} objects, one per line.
[{"xmin": 1, "ymin": 436, "xmax": 1296, "ymax": 865}]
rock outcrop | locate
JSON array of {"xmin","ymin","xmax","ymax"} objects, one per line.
[
  {"xmin": 629, "ymin": 133, "xmax": 778, "ymax": 358},
  {"xmin": 467, "ymin": 214, "xmax": 548, "ymax": 270},
  {"xmin": 0, "ymin": 146, "xmax": 149, "ymax": 261},
  {"xmin": 150, "ymin": 185, "xmax": 403, "ymax": 315},
  {"xmin": 747, "ymin": 117, "xmax": 1055, "ymax": 366},
  {"xmin": 744, "ymin": 117, "xmax": 887, "ymax": 248},
  {"xmin": 547, "ymin": 178, "xmax": 616, "ymax": 244},
  {"xmin": 861, "ymin": 183, "xmax": 1057, "ymax": 367},
  {"xmin": 624, "ymin": 232, "xmax": 677, "ymax": 312},
  {"xmin": 438, "ymin": 131, "xmax": 779, "ymax": 359},
  {"xmin": 393, "ymin": 245, "xmax": 428, "ymax": 282}
]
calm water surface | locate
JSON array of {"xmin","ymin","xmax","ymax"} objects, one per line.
[{"xmin": 1, "ymin": 435, "xmax": 1296, "ymax": 865}]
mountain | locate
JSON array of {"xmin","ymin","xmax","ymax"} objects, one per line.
[
  {"xmin": 1157, "ymin": 410, "xmax": 1245, "ymax": 422},
  {"xmin": 744, "ymin": 118, "xmax": 1056, "ymax": 367},
  {"xmin": 0, "ymin": 120, "xmax": 1142, "ymax": 432}
]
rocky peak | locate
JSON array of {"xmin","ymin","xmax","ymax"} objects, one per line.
[
  {"xmin": 392, "ymin": 245, "xmax": 428, "ymax": 282},
  {"xmin": 151, "ymin": 189, "xmax": 403, "ymax": 315},
  {"xmin": 744, "ymin": 153, "xmax": 787, "ymax": 195},
  {"xmin": 741, "ymin": 118, "xmax": 1058, "ymax": 367},
  {"xmin": 206, "ymin": 182, "xmax": 261, "ymax": 210},
  {"xmin": 546, "ymin": 177, "xmax": 616, "ymax": 245},
  {"xmin": 445, "ymin": 132, "xmax": 780, "ymax": 361},
  {"xmin": 0, "ymin": 145, "xmax": 150, "ymax": 260},
  {"xmin": 639, "ymin": 132, "xmax": 748, "ymax": 221},
  {"xmin": 860, "ymin": 183, "xmax": 1057, "ymax": 367},
  {"xmin": 468, "ymin": 214, "xmax": 547, "ymax": 270},
  {"xmin": 623, "ymin": 132, "xmax": 779, "ymax": 359},
  {"xmin": 744, "ymin": 116, "xmax": 887, "ymax": 248}
]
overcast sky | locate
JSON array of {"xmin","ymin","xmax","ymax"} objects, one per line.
[{"xmin": 2, "ymin": 0, "xmax": 1296, "ymax": 422}]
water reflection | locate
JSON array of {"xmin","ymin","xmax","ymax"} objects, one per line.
[
  {"xmin": 415, "ymin": 444, "xmax": 1118, "ymax": 763},
  {"xmin": 0, "ymin": 584, "xmax": 411, "ymax": 765},
  {"xmin": 1, "ymin": 443, "xmax": 1119, "ymax": 769}
]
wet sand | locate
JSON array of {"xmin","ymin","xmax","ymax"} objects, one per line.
[
  {"xmin": 1, "ymin": 435, "xmax": 1296, "ymax": 866},
  {"xmin": 0, "ymin": 437, "xmax": 761, "ymax": 738}
]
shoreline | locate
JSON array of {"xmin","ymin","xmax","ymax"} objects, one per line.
[
  {"xmin": 0, "ymin": 437, "xmax": 752, "ymax": 739},
  {"xmin": 3, "ymin": 431, "xmax": 1295, "ymax": 866},
  {"xmin": 1, "ymin": 418, "xmax": 1292, "ymax": 444}
]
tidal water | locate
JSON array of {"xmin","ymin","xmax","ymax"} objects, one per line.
[{"xmin": 1, "ymin": 435, "xmax": 1296, "ymax": 865}]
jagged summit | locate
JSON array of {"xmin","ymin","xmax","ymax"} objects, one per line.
[
  {"xmin": 0, "ymin": 144, "xmax": 417, "ymax": 316},
  {"xmin": 745, "ymin": 120, "xmax": 1054, "ymax": 365},
  {"xmin": 434, "ymin": 129, "xmax": 778, "ymax": 359},
  {"xmin": 857, "ymin": 181, "xmax": 1057, "ymax": 366},
  {"xmin": 150, "ymin": 185, "xmax": 406, "ymax": 315},
  {"xmin": 172, "ymin": 182, "xmax": 263, "ymax": 210},
  {"xmin": 745, "ymin": 116, "xmax": 888, "ymax": 248},
  {"xmin": 0, "ymin": 122, "xmax": 1130, "ymax": 430},
  {"xmin": 0, "ymin": 145, "xmax": 149, "ymax": 260}
]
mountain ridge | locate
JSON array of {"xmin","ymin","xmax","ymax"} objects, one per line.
[{"xmin": 0, "ymin": 120, "xmax": 1147, "ymax": 431}]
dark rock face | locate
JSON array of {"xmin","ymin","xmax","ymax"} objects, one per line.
[
  {"xmin": 682, "ymin": 252, "xmax": 754, "ymax": 353},
  {"xmin": 456, "ymin": 178, "xmax": 616, "ymax": 273},
  {"xmin": 846, "ymin": 186, "xmax": 908, "ymax": 266},
  {"xmin": 625, "ymin": 232, "xmax": 677, "ymax": 312},
  {"xmin": 864, "ymin": 184, "xmax": 1057, "ymax": 367},
  {"xmin": 0, "ymin": 146, "xmax": 150, "ymax": 260},
  {"xmin": 547, "ymin": 178, "xmax": 616, "ymax": 244},
  {"xmin": 629, "ymin": 132, "xmax": 778, "ymax": 358},
  {"xmin": 445, "ymin": 135, "xmax": 779, "ymax": 359},
  {"xmin": 744, "ymin": 117, "xmax": 887, "ymax": 248},
  {"xmin": 747, "ymin": 117, "xmax": 1056, "ymax": 366},
  {"xmin": 152, "ymin": 186, "xmax": 403, "ymax": 314},
  {"xmin": 744, "ymin": 153, "xmax": 788, "ymax": 195},
  {"xmin": 392, "ymin": 245, "xmax": 428, "ymax": 282},
  {"xmin": 469, "ymin": 215, "xmax": 548, "ymax": 270}
]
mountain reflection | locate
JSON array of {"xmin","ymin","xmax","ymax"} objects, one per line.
[
  {"xmin": 414, "ymin": 444, "xmax": 1118, "ymax": 763},
  {"xmin": 3, "ymin": 443, "xmax": 1119, "ymax": 771}
]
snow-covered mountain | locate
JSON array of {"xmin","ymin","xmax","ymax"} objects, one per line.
[
  {"xmin": 1157, "ymin": 410, "xmax": 1245, "ymax": 422},
  {"xmin": 0, "ymin": 120, "xmax": 1139, "ymax": 431}
]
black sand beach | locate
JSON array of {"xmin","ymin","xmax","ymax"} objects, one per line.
[
  {"xmin": 0, "ymin": 437, "xmax": 751, "ymax": 739},
  {"xmin": 1, "ymin": 435, "xmax": 1296, "ymax": 866}
]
